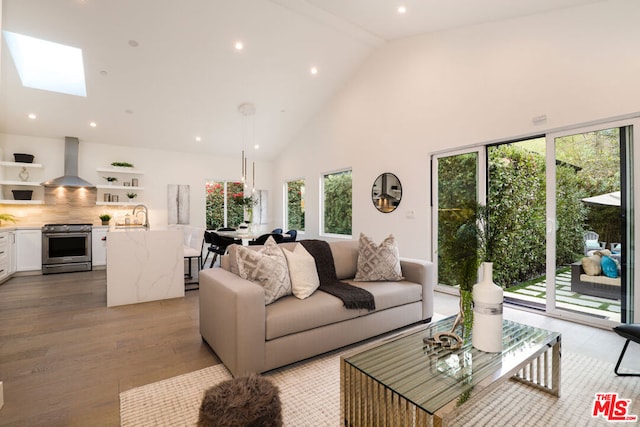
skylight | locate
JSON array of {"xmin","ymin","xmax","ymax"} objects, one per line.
[{"xmin": 3, "ymin": 31, "xmax": 87, "ymax": 97}]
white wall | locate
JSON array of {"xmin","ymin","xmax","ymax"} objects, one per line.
[
  {"xmin": 272, "ymin": 0, "xmax": 640, "ymax": 259},
  {"xmin": 0, "ymin": 133, "xmax": 275, "ymax": 229}
]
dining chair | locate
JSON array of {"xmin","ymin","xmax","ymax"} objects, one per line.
[
  {"xmin": 207, "ymin": 232, "xmax": 241, "ymax": 268},
  {"xmin": 249, "ymin": 233, "xmax": 284, "ymax": 246},
  {"xmin": 281, "ymin": 230, "xmax": 297, "ymax": 242}
]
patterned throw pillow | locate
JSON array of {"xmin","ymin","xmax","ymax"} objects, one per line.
[
  {"xmin": 354, "ymin": 233, "xmax": 403, "ymax": 282},
  {"xmin": 236, "ymin": 236, "xmax": 292, "ymax": 304},
  {"xmin": 281, "ymin": 243, "xmax": 320, "ymax": 299}
]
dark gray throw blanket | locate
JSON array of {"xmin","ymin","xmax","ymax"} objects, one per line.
[{"xmin": 300, "ymin": 240, "xmax": 375, "ymax": 311}]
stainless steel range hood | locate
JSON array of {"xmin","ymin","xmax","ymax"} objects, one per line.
[{"xmin": 41, "ymin": 137, "xmax": 95, "ymax": 188}]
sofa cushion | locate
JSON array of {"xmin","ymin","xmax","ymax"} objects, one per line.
[
  {"xmin": 354, "ymin": 233, "xmax": 403, "ymax": 282},
  {"xmin": 236, "ymin": 237, "xmax": 292, "ymax": 305},
  {"xmin": 281, "ymin": 243, "xmax": 320, "ymax": 299},
  {"xmin": 329, "ymin": 240, "xmax": 359, "ymax": 280},
  {"xmin": 265, "ymin": 280, "xmax": 421, "ymax": 340},
  {"xmin": 347, "ymin": 280, "xmax": 421, "ymax": 314}
]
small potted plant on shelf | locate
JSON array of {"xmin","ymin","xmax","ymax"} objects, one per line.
[
  {"xmin": 126, "ymin": 192, "xmax": 138, "ymax": 200},
  {"xmin": 103, "ymin": 176, "xmax": 118, "ymax": 185},
  {"xmin": 0, "ymin": 213, "xmax": 17, "ymax": 226},
  {"xmin": 111, "ymin": 161, "xmax": 134, "ymax": 168},
  {"xmin": 99, "ymin": 214, "xmax": 112, "ymax": 226}
]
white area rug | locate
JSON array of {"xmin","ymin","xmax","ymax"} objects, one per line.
[{"xmin": 121, "ymin": 349, "xmax": 640, "ymax": 426}]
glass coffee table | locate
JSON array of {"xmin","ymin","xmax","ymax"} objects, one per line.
[{"xmin": 341, "ymin": 316, "xmax": 561, "ymax": 427}]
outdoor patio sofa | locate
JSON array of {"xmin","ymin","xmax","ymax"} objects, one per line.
[
  {"xmin": 198, "ymin": 239, "xmax": 434, "ymax": 377},
  {"xmin": 570, "ymin": 261, "xmax": 620, "ymax": 300}
]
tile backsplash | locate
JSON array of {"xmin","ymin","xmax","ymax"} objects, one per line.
[{"xmin": 1, "ymin": 188, "xmax": 134, "ymax": 226}]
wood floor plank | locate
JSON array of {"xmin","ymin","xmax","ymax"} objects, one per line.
[{"xmin": 0, "ymin": 270, "xmax": 219, "ymax": 426}]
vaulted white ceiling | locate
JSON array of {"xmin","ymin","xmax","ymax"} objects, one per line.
[{"xmin": 0, "ymin": 0, "xmax": 605, "ymax": 159}]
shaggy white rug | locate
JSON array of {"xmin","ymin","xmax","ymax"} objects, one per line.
[{"xmin": 121, "ymin": 349, "xmax": 640, "ymax": 426}]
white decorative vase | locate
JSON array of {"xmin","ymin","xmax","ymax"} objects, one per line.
[{"xmin": 472, "ymin": 262, "xmax": 504, "ymax": 353}]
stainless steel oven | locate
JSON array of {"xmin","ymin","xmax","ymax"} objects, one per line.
[{"xmin": 42, "ymin": 224, "xmax": 92, "ymax": 274}]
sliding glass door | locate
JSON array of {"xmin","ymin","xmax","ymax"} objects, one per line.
[
  {"xmin": 432, "ymin": 149, "xmax": 483, "ymax": 291},
  {"xmin": 546, "ymin": 122, "xmax": 635, "ymax": 324},
  {"xmin": 432, "ymin": 118, "xmax": 637, "ymax": 325}
]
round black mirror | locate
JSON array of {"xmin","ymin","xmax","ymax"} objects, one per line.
[{"xmin": 372, "ymin": 173, "xmax": 402, "ymax": 213}]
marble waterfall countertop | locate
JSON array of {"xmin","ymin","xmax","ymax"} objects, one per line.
[{"xmin": 106, "ymin": 228, "xmax": 184, "ymax": 307}]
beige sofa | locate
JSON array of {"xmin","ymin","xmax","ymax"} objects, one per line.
[{"xmin": 199, "ymin": 240, "xmax": 434, "ymax": 377}]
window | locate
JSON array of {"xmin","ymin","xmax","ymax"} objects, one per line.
[
  {"xmin": 321, "ymin": 169, "xmax": 352, "ymax": 236},
  {"xmin": 285, "ymin": 179, "xmax": 305, "ymax": 232},
  {"xmin": 205, "ymin": 180, "xmax": 244, "ymax": 229}
]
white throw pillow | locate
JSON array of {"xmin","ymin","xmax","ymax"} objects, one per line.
[
  {"xmin": 354, "ymin": 233, "xmax": 404, "ymax": 282},
  {"xmin": 282, "ymin": 243, "xmax": 320, "ymax": 299},
  {"xmin": 236, "ymin": 237, "xmax": 292, "ymax": 304}
]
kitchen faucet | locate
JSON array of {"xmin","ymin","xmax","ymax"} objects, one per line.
[{"xmin": 132, "ymin": 204, "xmax": 149, "ymax": 229}]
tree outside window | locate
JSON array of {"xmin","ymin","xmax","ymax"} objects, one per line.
[
  {"xmin": 322, "ymin": 170, "xmax": 352, "ymax": 236},
  {"xmin": 205, "ymin": 180, "xmax": 245, "ymax": 229},
  {"xmin": 286, "ymin": 179, "xmax": 305, "ymax": 231}
]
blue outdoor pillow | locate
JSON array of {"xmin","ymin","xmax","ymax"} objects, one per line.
[{"xmin": 601, "ymin": 255, "xmax": 618, "ymax": 278}]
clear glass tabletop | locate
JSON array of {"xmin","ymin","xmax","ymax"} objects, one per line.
[{"xmin": 343, "ymin": 315, "xmax": 561, "ymax": 415}]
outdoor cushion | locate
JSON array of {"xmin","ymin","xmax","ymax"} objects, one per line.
[
  {"xmin": 582, "ymin": 255, "xmax": 602, "ymax": 276},
  {"xmin": 601, "ymin": 255, "xmax": 619, "ymax": 278}
]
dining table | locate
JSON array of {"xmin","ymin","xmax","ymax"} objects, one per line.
[{"xmin": 214, "ymin": 229, "xmax": 291, "ymax": 245}]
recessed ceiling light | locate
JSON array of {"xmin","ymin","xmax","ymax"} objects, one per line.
[
  {"xmin": 128, "ymin": 40, "xmax": 139, "ymax": 48},
  {"xmin": 234, "ymin": 41, "xmax": 244, "ymax": 51},
  {"xmin": 254, "ymin": 144, "xmax": 260, "ymax": 150},
  {"xmin": 195, "ymin": 136, "xmax": 202, "ymax": 142},
  {"xmin": 28, "ymin": 113, "xmax": 37, "ymax": 119},
  {"xmin": 310, "ymin": 66, "xmax": 318, "ymax": 75},
  {"xmin": 100, "ymin": 70, "xmax": 108, "ymax": 76},
  {"xmin": 397, "ymin": 5, "xmax": 407, "ymax": 14},
  {"xmin": 125, "ymin": 109, "xmax": 134, "ymax": 114},
  {"xmin": 89, "ymin": 121, "xmax": 97, "ymax": 127}
]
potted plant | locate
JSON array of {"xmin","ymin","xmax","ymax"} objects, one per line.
[
  {"xmin": 103, "ymin": 176, "xmax": 118, "ymax": 185},
  {"xmin": 99, "ymin": 214, "xmax": 112, "ymax": 226},
  {"xmin": 437, "ymin": 201, "xmax": 495, "ymax": 342},
  {"xmin": 126, "ymin": 192, "xmax": 138, "ymax": 200},
  {"xmin": 111, "ymin": 161, "xmax": 134, "ymax": 168},
  {"xmin": 0, "ymin": 213, "xmax": 17, "ymax": 226},
  {"xmin": 240, "ymin": 195, "xmax": 257, "ymax": 224}
]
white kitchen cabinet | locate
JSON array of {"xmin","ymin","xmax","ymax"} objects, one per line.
[
  {"xmin": 16, "ymin": 229, "xmax": 42, "ymax": 271},
  {"xmin": 92, "ymin": 228, "xmax": 108, "ymax": 266},
  {"xmin": 0, "ymin": 231, "xmax": 11, "ymax": 281},
  {"xmin": 7, "ymin": 231, "xmax": 16, "ymax": 275}
]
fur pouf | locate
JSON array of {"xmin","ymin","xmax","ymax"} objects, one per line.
[{"xmin": 198, "ymin": 373, "xmax": 282, "ymax": 427}]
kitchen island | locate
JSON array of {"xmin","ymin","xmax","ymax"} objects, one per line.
[{"xmin": 106, "ymin": 228, "xmax": 184, "ymax": 307}]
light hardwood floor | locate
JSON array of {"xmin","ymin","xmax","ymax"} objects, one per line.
[
  {"xmin": 1, "ymin": 271, "xmax": 638, "ymax": 426},
  {"xmin": 0, "ymin": 270, "xmax": 219, "ymax": 426}
]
